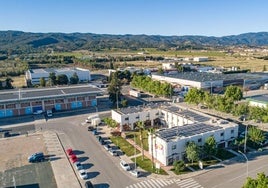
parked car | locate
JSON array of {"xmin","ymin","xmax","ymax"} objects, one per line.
[
  {"xmin": 74, "ymin": 161, "xmax": 83, "ymax": 170},
  {"xmin": 88, "ymin": 126, "xmax": 96, "ymax": 131},
  {"xmin": 120, "ymin": 160, "xmax": 130, "ymax": 171},
  {"xmin": 109, "ymin": 149, "xmax": 118, "ymax": 156},
  {"xmin": 79, "ymin": 169, "xmax": 88, "ymax": 180},
  {"xmin": 28, "ymin": 152, "xmax": 45, "ymax": 163},
  {"xmin": 66, "ymin": 148, "xmax": 74, "ymax": 156},
  {"xmin": 129, "ymin": 170, "xmax": 141, "ymax": 178},
  {"xmin": 4, "ymin": 131, "xmax": 11, "ymax": 138},
  {"xmin": 33, "ymin": 110, "xmax": 43, "ymax": 115},
  {"xmin": 92, "ymin": 130, "xmax": 98, "ymax": 135},
  {"xmin": 69, "ymin": 154, "xmax": 78, "ymax": 163},
  {"xmin": 104, "ymin": 144, "xmax": 111, "ymax": 151},
  {"xmin": 85, "ymin": 181, "xmax": 94, "ymax": 188}
]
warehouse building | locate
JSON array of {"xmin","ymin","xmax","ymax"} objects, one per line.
[
  {"xmin": 25, "ymin": 67, "xmax": 91, "ymax": 85},
  {"xmin": 152, "ymin": 72, "xmax": 268, "ymax": 93},
  {"xmin": 246, "ymin": 95, "xmax": 268, "ymax": 108},
  {"xmin": 112, "ymin": 103, "xmax": 238, "ymax": 166},
  {"xmin": 0, "ymin": 85, "xmax": 102, "ymax": 118}
]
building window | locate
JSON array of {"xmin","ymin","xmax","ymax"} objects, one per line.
[
  {"xmin": 198, "ymin": 138, "xmax": 202, "ymax": 143},
  {"xmin": 220, "ymin": 132, "xmax": 224, "ymax": 137},
  {"xmin": 231, "ymin": 130, "xmax": 234, "ymax": 134},
  {"xmin": 125, "ymin": 117, "xmax": 129, "ymax": 121},
  {"xmin": 172, "ymin": 145, "xmax": 176, "ymax": 150}
]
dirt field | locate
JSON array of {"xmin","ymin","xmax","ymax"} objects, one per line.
[{"xmin": 0, "ymin": 133, "xmax": 47, "ymax": 172}]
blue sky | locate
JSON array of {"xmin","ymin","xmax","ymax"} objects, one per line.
[{"xmin": 0, "ymin": 0, "xmax": 267, "ymax": 37}]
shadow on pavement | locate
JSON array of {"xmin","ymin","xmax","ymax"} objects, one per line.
[
  {"xmin": 49, "ymin": 157, "xmax": 62, "ymax": 161},
  {"xmin": 87, "ymin": 171, "xmax": 100, "ymax": 179},
  {"xmin": 94, "ymin": 183, "xmax": 110, "ymax": 188},
  {"xmin": 83, "ymin": 163, "xmax": 94, "ymax": 169},
  {"xmin": 6, "ymin": 183, "xmax": 40, "ymax": 188},
  {"xmin": 73, "ymin": 150, "xmax": 85, "ymax": 155},
  {"xmin": 78, "ymin": 156, "xmax": 89, "ymax": 162}
]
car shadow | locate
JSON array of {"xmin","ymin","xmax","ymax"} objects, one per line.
[
  {"xmin": 78, "ymin": 156, "xmax": 89, "ymax": 162},
  {"xmin": 83, "ymin": 163, "xmax": 94, "ymax": 169},
  {"xmin": 49, "ymin": 157, "xmax": 62, "ymax": 161},
  {"xmin": 94, "ymin": 183, "xmax": 110, "ymax": 188},
  {"xmin": 73, "ymin": 150, "xmax": 85, "ymax": 155},
  {"xmin": 87, "ymin": 171, "xmax": 100, "ymax": 179}
]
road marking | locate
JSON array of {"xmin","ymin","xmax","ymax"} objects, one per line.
[
  {"xmin": 126, "ymin": 178, "xmax": 176, "ymax": 188},
  {"xmin": 176, "ymin": 178, "xmax": 203, "ymax": 188}
]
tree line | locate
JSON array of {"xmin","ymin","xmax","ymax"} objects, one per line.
[
  {"xmin": 185, "ymin": 86, "xmax": 268, "ymax": 123},
  {"xmin": 131, "ymin": 75, "xmax": 173, "ymax": 97}
]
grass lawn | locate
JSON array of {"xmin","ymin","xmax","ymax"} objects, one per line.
[
  {"xmin": 215, "ymin": 148, "xmax": 236, "ymax": 160},
  {"xmin": 125, "ymin": 130, "xmax": 149, "ymax": 151},
  {"xmin": 110, "ymin": 136, "xmax": 140, "ymax": 156},
  {"xmin": 131, "ymin": 156, "xmax": 168, "ymax": 175}
]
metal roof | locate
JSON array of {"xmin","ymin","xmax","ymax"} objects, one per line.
[
  {"xmin": 0, "ymin": 85, "xmax": 102, "ymax": 103},
  {"xmin": 156, "ymin": 123, "xmax": 223, "ymax": 141},
  {"xmin": 161, "ymin": 105, "xmax": 210, "ymax": 122},
  {"xmin": 153, "ymin": 72, "xmax": 268, "ymax": 82}
]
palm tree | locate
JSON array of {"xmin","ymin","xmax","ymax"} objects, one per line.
[{"xmin": 136, "ymin": 121, "xmax": 145, "ymax": 160}]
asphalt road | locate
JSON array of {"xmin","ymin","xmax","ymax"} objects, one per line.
[
  {"xmin": 194, "ymin": 150, "xmax": 268, "ymax": 188},
  {"xmin": 38, "ymin": 112, "xmax": 139, "ymax": 188}
]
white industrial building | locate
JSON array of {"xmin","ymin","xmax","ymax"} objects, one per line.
[
  {"xmin": 148, "ymin": 121, "xmax": 238, "ymax": 166},
  {"xmin": 112, "ymin": 103, "xmax": 238, "ymax": 166},
  {"xmin": 25, "ymin": 67, "xmax": 91, "ymax": 85},
  {"xmin": 246, "ymin": 95, "xmax": 268, "ymax": 108},
  {"xmin": 193, "ymin": 57, "xmax": 209, "ymax": 62},
  {"xmin": 151, "ymin": 72, "xmax": 268, "ymax": 94}
]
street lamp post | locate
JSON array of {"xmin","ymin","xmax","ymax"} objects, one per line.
[
  {"xmin": 238, "ymin": 150, "xmax": 249, "ymax": 177},
  {"xmin": 244, "ymin": 119, "xmax": 248, "ymax": 153}
]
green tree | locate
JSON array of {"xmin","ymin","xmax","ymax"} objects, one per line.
[
  {"xmin": 248, "ymin": 126, "xmax": 265, "ymax": 146},
  {"xmin": 242, "ymin": 172, "xmax": 268, "ymax": 188},
  {"xmin": 185, "ymin": 88, "xmax": 205, "ymax": 105},
  {"xmin": 40, "ymin": 77, "xmax": 46, "ymax": 87},
  {"xmin": 70, "ymin": 72, "xmax": 79, "ymax": 84},
  {"xmin": 56, "ymin": 74, "xmax": 69, "ymax": 85},
  {"xmin": 203, "ymin": 136, "xmax": 217, "ymax": 159},
  {"xmin": 121, "ymin": 99, "xmax": 128, "ymax": 107},
  {"xmin": 108, "ymin": 72, "xmax": 122, "ymax": 105},
  {"xmin": 224, "ymin": 85, "xmax": 243, "ymax": 101},
  {"xmin": 103, "ymin": 117, "xmax": 117, "ymax": 128},
  {"xmin": 173, "ymin": 160, "xmax": 185, "ymax": 173},
  {"xmin": 185, "ymin": 141, "xmax": 200, "ymax": 164},
  {"xmin": 234, "ymin": 138, "xmax": 245, "ymax": 151},
  {"xmin": 49, "ymin": 72, "xmax": 57, "ymax": 86}
]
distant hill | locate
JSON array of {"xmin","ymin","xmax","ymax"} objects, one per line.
[{"xmin": 0, "ymin": 30, "xmax": 268, "ymax": 54}]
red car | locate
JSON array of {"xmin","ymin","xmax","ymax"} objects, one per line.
[
  {"xmin": 66, "ymin": 148, "xmax": 74, "ymax": 156},
  {"xmin": 69, "ymin": 154, "xmax": 78, "ymax": 163}
]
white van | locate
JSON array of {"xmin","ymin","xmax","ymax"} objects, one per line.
[{"xmin": 85, "ymin": 114, "xmax": 99, "ymax": 123}]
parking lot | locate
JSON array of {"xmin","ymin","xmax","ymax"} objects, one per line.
[{"xmin": 0, "ymin": 134, "xmax": 57, "ymax": 188}]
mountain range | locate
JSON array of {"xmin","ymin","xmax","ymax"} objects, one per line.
[{"xmin": 0, "ymin": 30, "xmax": 268, "ymax": 54}]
